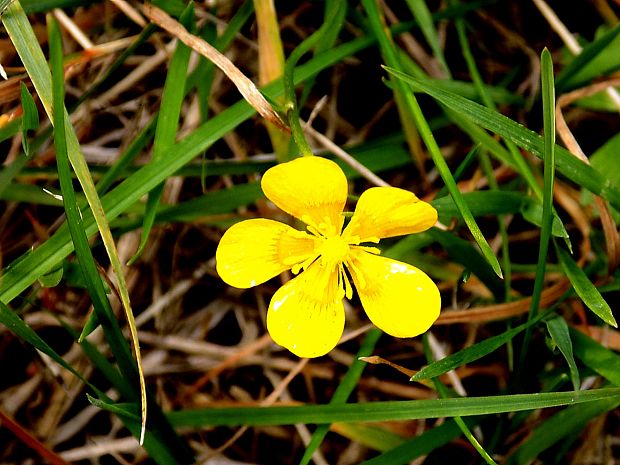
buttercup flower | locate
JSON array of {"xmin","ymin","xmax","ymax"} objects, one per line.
[{"xmin": 216, "ymin": 157, "xmax": 440, "ymax": 357}]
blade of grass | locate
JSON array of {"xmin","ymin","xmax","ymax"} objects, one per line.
[
  {"xmin": 361, "ymin": 417, "xmax": 479, "ymax": 464},
  {"xmin": 20, "ymin": 81, "xmax": 38, "ymax": 156},
  {"xmin": 130, "ymin": 3, "xmax": 194, "ymax": 264},
  {"xmin": 361, "ymin": 0, "xmax": 427, "ymax": 179},
  {"xmin": 299, "ymin": 329, "xmax": 382, "ymax": 465},
  {"xmin": 411, "ymin": 310, "xmax": 551, "ymax": 382},
  {"xmin": 435, "ymin": 144, "xmax": 480, "ymax": 199},
  {"xmin": 555, "ymin": 244, "xmax": 617, "ymax": 327},
  {"xmin": 46, "ymin": 14, "xmax": 146, "ymax": 446},
  {"xmin": 405, "ymin": 0, "xmax": 450, "ymax": 77},
  {"xmin": 506, "ymin": 396, "xmax": 620, "ymax": 465},
  {"xmin": 363, "ymin": 0, "xmax": 502, "ymax": 278},
  {"xmin": 424, "ymin": 228, "xmax": 505, "ymax": 301},
  {"xmin": 0, "ymin": 85, "xmax": 38, "ymax": 197},
  {"xmin": 167, "ymin": 388, "xmax": 620, "ymax": 427},
  {"xmin": 556, "ymin": 22, "xmax": 620, "ymax": 90},
  {"xmin": 450, "ymin": 0, "xmax": 541, "ymax": 199},
  {"xmin": 385, "ymin": 67, "xmax": 620, "ymax": 210},
  {"xmin": 519, "ymin": 48, "xmax": 557, "ymax": 371},
  {"xmin": 570, "ymin": 328, "xmax": 620, "ymax": 387},
  {"xmin": 546, "ymin": 317, "xmax": 580, "ymax": 390}
]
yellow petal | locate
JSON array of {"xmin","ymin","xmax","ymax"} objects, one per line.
[
  {"xmin": 261, "ymin": 157, "xmax": 348, "ymax": 237},
  {"xmin": 343, "ymin": 187, "xmax": 437, "ymax": 242},
  {"xmin": 348, "ymin": 250, "xmax": 440, "ymax": 338},
  {"xmin": 267, "ymin": 261, "xmax": 344, "ymax": 357},
  {"xmin": 216, "ymin": 219, "xmax": 317, "ymax": 288}
]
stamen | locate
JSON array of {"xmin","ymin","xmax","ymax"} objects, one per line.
[
  {"xmin": 340, "ymin": 263, "xmax": 353, "ymax": 299},
  {"xmin": 292, "ymin": 252, "xmax": 319, "ymax": 274},
  {"xmin": 335, "ymin": 266, "xmax": 346, "ymax": 300},
  {"xmin": 345, "ymin": 258, "xmax": 366, "ymax": 290}
]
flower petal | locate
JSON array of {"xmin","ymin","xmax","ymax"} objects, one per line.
[
  {"xmin": 216, "ymin": 219, "xmax": 317, "ymax": 288},
  {"xmin": 348, "ymin": 250, "xmax": 440, "ymax": 338},
  {"xmin": 261, "ymin": 157, "xmax": 348, "ymax": 236},
  {"xmin": 267, "ymin": 261, "xmax": 344, "ymax": 358},
  {"xmin": 344, "ymin": 187, "xmax": 437, "ymax": 241}
]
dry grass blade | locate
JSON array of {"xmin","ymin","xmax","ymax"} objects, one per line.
[{"xmin": 143, "ymin": 3, "xmax": 288, "ymax": 132}]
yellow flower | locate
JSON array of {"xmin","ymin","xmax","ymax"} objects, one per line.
[{"xmin": 216, "ymin": 157, "xmax": 440, "ymax": 358}]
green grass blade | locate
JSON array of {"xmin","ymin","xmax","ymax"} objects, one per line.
[
  {"xmin": 506, "ymin": 397, "xmax": 620, "ymax": 465},
  {"xmin": 521, "ymin": 202, "xmax": 571, "ymax": 245},
  {"xmin": 571, "ymin": 328, "xmax": 620, "ymax": 386},
  {"xmin": 411, "ymin": 311, "xmax": 549, "ymax": 382},
  {"xmin": 130, "ymin": 3, "xmax": 194, "ymax": 264},
  {"xmin": 546, "ymin": 317, "xmax": 580, "ymax": 390},
  {"xmin": 167, "ymin": 389, "xmax": 620, "ymax": 427},
  {"xmin": 299, "ymin": 329, "xmax": 382, "ymax": 465},
  {"xmin": 19, "ymin": 81, "xmax": 38, "ymax": 156},
  {"xmin": 405, "ymin": 0, "xmax": 450, "ymax": 77},
  {"xmin": 45, "ymin": 14, "xmax": 145, "ymax": 446},
  {"xmin": 385, "ymin": 67, "xmax": 620, "ymax": 210},
  {"xmin": 590, "ymin": 131, "xmax": 620, "ymax": 189},
  {"xmin": 363, "ymin": 2, "xmax": 501, "ymax": 277},
  {"xmin": 556, "ymin": 22, "xmax": 620, "ymax": 90},
  {"xmin": 519, "ymin": 48, "xmax": 557, "ymax": 368},
  {"xmin": 363, "ymin": 0, "xmax": 437, "ymax": 182},
  {"xmin": 20, "ymin": 0, "xmax": 86, "ymax": 12},
  {"xmin": 556, "ymin": 245, "xmax": 617, "ymax": 327},
  {"xmin": 361, "ymin": 418, "xmax": 479, "ymax": 464}
]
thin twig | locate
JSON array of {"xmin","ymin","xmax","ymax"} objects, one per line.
[
  {"xmin": 304, "ymin": 123, "xmax": 390, "ymax": 187},
  {"xmin": 53, "ymin": 8, "xmax": 94, "ymax": 49}
]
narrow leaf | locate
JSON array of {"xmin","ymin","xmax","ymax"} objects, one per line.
[
  {"xmin": 571, "ymin": 328, "xmax": 620, "ymax": 386},
  {"xmin": 556, "ymin": 246, "xmax": 617, "ymax": 327},
  {"xmin": 130, "ymin": 3, "xmax": 194, "ymax": 264},
  {"xmin": 411, "ymin": 311, "xmax": 547, "ymax": 381},
  {"xmin": 167, "ymin": 389, "xmax": 620, "ymax": 427},
  {"xmin": 506, "ymin": 397, "xmax": 620, "ymax": 465},
  {"xmin": 546, "ymin": 317, "xmax": 580, "ymax": 390},
  {"xmin": 385, "ymin": 67, "xmax": 620, "ymax": 210},
  {"xmin": 19, "ymin": 82, "xmax": 38, "ymax": 156},
  {"xmin": 46, "ymin": 12, "xmax": 147, "ymax": 447},
  {"xmin": 519, "ymin": 48, "xmax": 556, "ymax": 369}
]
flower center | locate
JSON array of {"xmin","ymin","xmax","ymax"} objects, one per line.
[{"xmin": 319, "ymin": 236, "xmax": 350, "ymax": 266}]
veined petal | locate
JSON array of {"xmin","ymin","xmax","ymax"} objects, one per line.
[
  {"xmin": 348, "ymin": 250, "xmax": 440, "ymax": 338},
  {"xmin": 261, "ymin": 157, "xmax": 348, "ymax": 237},
  {"xmin": 216, "ymin": 219, "xmax": 317, "ymax": 288},
  {"xmin": 267, "ymin": 261, "xmax": 344, "ymax": 358},
  {"xmin": 343, "ymin": 187, "xmax": 437, "ymax": 241}
]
